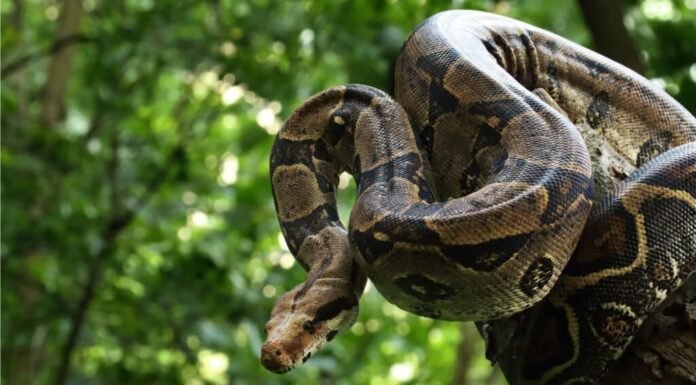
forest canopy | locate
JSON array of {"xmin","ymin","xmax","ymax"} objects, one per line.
[{"xmin": 2, "ymin": 1, "xmax": 695, "ymax": 385}]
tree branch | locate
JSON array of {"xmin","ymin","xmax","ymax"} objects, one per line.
[
  {"xmin": 1, "ymin": 34, "xmax": 93, "ymax": 78},
  {"xmin": 53, "ymin": 139, "xmax": 186, "ymax": 385}
]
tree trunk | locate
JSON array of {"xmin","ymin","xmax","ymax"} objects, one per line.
[
  {"xmin": 40, "ymin": 0, "xmax": 83, "ymax": 128},
  {"xmin": 4, "ymin": 254, "xmax": 47, "ymax": 385},
  {"xmin": 576, "ymin": 0, "xmax": 644, "ymax": 75},
  {"xmin": 452, "ymin": 323, "xmax": 476, "ymax": 385}
]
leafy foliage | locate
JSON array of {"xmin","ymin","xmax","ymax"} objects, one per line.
[{"xmin": 2, "ymin": 1, "xmax": 694, "ymax": 385}]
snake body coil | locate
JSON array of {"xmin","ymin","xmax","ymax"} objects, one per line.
[{"xmin": 261, "ymin": 11, "xmax": 696, "ymax": 384}]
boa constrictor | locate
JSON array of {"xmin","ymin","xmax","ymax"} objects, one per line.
[{"xmin": 261, "ymin": 10, "xmax": 696, "ymax": 384}]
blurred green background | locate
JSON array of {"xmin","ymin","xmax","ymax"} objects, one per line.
[{"xmin": 2, "ymin": 1, "xmax": 694, "ymax": 384}]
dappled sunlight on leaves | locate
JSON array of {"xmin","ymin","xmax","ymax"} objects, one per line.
[{"xmin": 2, "ymin": 0, "xmax": 694, "ymax": 384}]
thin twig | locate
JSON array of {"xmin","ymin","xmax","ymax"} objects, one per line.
[
  {"xmin": 53, "ymin": 139, "xmax": 184, "ymax": 385},
  {"xmin": 2, "ymin": 33, "xmax": 94, "ymax": 78}
]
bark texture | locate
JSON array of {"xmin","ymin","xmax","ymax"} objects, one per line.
[
  {"xmin": 576, "ymin": 0, "xmax": 645, "ymax": 74},
  {"xmin": 40, "ymin": 0, "xmax": 83, "ymax": 128},
  {"xmin": 452, "ymin": 324, "xmax": 476, "ymax": 385}
]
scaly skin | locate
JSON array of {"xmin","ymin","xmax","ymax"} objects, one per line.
[{"xmin": 261, "ymin": 10, "xmax": 696, "ymax": 384}]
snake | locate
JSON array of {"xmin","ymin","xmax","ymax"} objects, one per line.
[{"xmin": 260, "ymin": 10, "xmax": 696, "ymax": 384}]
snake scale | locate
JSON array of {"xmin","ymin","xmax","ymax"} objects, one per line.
[{"xmin": 261, "ymin": 10, "xmax": 696, "ymax": 384}]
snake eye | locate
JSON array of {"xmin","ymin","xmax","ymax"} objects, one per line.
[{"xmin": 302, "ymin": 321, "xmax": 315, "ymax": 333}]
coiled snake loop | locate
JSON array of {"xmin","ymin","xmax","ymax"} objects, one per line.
[{"xmin": 261, "ymin": 10, "xmax": 696, "ymax": 384}]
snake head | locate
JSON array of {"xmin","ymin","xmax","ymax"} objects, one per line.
[{"xmin": 261, "ymin": 278, "xmax": 359, "ymax": 373}]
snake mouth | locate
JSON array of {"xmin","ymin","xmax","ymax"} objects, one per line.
[
  {"xmin": 261, "ymin": 351, "xmax": 313, "ymax": 374},
  {"xmin": 302, "ymin": 352, "xmax": 312, "ymax": 363},
  {"xmin": 261, "ymin": 330, "xmax": 334, "ymax": 373},
  {"xmin": 261, "ymin": 352, "xmax": 296, "ymax": 374}
]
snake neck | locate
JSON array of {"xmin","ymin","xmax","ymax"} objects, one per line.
[
  {"xmin": 261, "ymin": 224, "xmax": 365, "ymax": 373},
  {"xmin": 265, "ymin": 85, "xmax": 389, "ymax": 373}
]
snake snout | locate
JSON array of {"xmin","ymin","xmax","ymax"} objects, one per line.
[{"xmin": 261, "ymin": 343, "xmax": 292, "ymax": 373}]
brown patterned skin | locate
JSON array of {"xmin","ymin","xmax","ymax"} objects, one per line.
[
  {"xmin": 488, "ymin": 143, "xmax": 696, "ymax": 384},
  {"xmin": 261, "ymin": 10, "xmax": 696, "ymax": 384}
]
